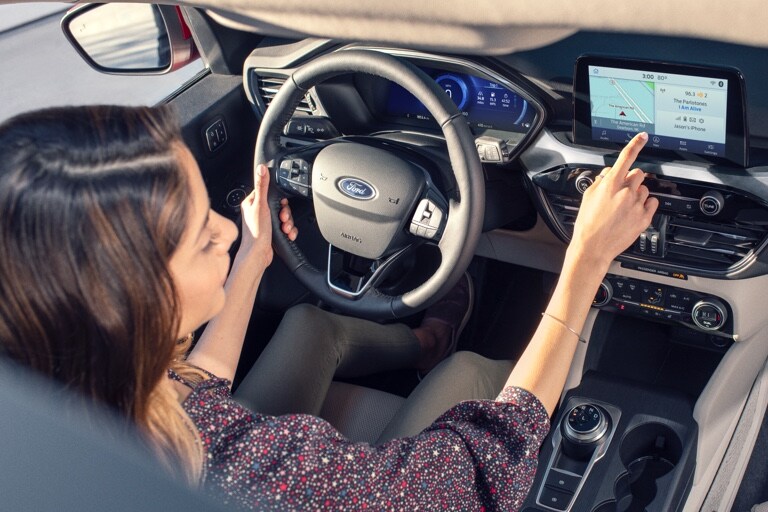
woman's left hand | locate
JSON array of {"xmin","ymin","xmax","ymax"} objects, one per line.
[
  {"xmin": 239, "ymin": 164, "xmax": 273, "ymax": 269},
  {"xmin": 278, "ymin": 198, "xmax": 299, "ymax": 242}
]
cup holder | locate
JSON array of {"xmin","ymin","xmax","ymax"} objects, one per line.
[{"xmin": 591, "ymin": 423, "xmax": 683, "ymax": 512}]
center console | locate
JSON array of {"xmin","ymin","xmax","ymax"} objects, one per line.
[
  {"xmin": 516, "ymin": 55, "xmax": 764, "ymax": 512},
  {"xmin": 522, "ymin": 375, "xmax": 698, "ymax": 512},
  {"xmin": 525, "ymin": 164, "xmax": 752, "ymax": 510}
]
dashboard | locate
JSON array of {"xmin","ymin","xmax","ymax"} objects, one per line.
[{"xmin": 243, "ymin": 42, "xmax": 768, "ymax": 334}]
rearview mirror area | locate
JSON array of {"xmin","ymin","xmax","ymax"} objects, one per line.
[{"xmin": 61, "ymin": 3, "xmax": 198, "ymax": 75}]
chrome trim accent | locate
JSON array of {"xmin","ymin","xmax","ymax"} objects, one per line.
[
  {"xmin": 563, "ymin": 407, "xmax": 608, "ymax": 443},
  {"xmin": 699, "ymin": 190, "xmax": 725, "ymax": 216},
  {"xmin": 326, "ymin": 244, "xmax": 410, "ymax": 299},
  {"xmin": 692, "ymin": 299, "xmax": 728, "ymax": 331},
  {"xmin": 336, "ymin": 177, "xmax": 377, "ymax": 201}
]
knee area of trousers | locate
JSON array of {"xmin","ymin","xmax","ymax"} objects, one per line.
[
  {"xmin": 282, "ymin": 303, "xmax": 337, "ymax": 346},
  {"xmin": 284, "ymin": 303, "xmax": 323, "ymax": 324},
  {"xmin": 442, "ymin": 351, "xmax": 487, "ymax": 372}
]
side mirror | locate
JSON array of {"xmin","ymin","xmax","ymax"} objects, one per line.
[{"xmin": 61, "ymin": 3, "xmax": 198, "ymax": 75}]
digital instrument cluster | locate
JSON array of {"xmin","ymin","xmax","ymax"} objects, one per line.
[{"xmin": 385, "ymin": 66, "xmax": 537, "ymax": 134}]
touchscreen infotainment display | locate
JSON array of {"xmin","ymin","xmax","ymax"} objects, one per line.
[{"xmin": 573, "ymin": 56, "xmax": 748, "ymax": 167}]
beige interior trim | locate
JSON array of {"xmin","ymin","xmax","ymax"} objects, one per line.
[
  {"xmin": 696, "ymin": 359, "xmax": 768, "ymax": 511},
  {"xmin": 477, "ymin": 217, "xmax": 567, "ymax": 274},
  {"xmin": 198, "ymin": 0, "xmax": 768, "ymax": 53}
]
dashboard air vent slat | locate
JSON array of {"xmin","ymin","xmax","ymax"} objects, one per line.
[
  {"xmin": 256, "ymin": 76, "xmax": 314, "ymax": 114},
  {"xmin": 666, "ymin": 217, "xmax": 766, "ymax": 269},
  {"xmin": 548, "ymin": 194, "xmax": 579, "ymax": 230}
]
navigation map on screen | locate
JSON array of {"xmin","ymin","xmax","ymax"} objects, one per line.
[{"xmin": 588, "ymin": 65, "xmax": 728, "ymax": 157}]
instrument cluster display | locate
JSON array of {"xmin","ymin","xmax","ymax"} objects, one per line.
[{"xmin": 385, "ymin": 66, "xmax": 537, "ymax": 133}]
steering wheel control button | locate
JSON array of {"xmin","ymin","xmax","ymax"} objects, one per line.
[
  {"xmin": 538, "ymin": 486, "xmax": 574, "ymax": 511},
  {"xmin": 410, "ymin": 199, "xmax": 445, "ymax": 239},
  {"xmin": 474, "ymin": 136, "xmax": 511, "ymax": 163},
  {"xmin": 278, "ymin": 158, "xmax": 312, "ymax": 197},
  {"xmin": 700, "ymin": 190, "xmax": 725, "ymax": 216},
  {"xmin": 692, "ymin": 298, "xmax": 727, "ymax": 330}
]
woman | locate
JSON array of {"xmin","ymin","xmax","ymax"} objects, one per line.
[{"xmin": 0, "ymin": 105, "xmax": 656, "ymax": 511}]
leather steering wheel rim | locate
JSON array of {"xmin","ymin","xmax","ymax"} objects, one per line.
[{"xmin": 254, "ymin": 49, "xmax": 484, "ymax": 320}]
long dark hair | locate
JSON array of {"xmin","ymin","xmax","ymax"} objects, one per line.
[{"xmin": 0, "ymin": 105, "xmax": 204, "ymax": 483}]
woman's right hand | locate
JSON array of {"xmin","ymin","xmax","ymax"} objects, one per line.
[{"xmin": 569, "ymin": 132, "xmax": 659, "ymax": 270}]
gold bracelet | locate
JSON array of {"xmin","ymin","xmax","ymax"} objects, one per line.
[{"xmin": 541, "ymin": 312, "xmax": 587, "ymax": 343}]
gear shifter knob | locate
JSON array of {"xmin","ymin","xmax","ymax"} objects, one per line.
[{"xmin": 561, "ymin": 403, "xmax": 609, "ymax": 460}]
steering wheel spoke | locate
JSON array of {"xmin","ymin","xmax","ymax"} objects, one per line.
[{"xmin": 327, "ymin": 244, "xmax": 414, "ymax": 299}]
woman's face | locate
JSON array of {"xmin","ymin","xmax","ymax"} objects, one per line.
[{"xmin": 169, "ymin": 144, "xmax": 238, "ymax": 337}]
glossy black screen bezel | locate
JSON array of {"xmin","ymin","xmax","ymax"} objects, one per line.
[{"xmin": 573, "ymin": 55, "xmax": 748, "ymax": 167}]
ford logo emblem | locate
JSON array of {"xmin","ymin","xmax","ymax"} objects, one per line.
[{"xmin": 337, "ymin": 177, "xmax": 376, "ymax": 200}]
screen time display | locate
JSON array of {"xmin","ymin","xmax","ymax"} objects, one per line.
[
  {"xmin": 386, "ymin": 67, "xmax": 536, "ymax": 133},
  {"xmin": 588, "ymin": 65, "xmax": 728, "ymax": 157}
]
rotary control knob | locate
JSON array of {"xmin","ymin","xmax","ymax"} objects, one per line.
[
  {"xmin": 561, "ymin": 404, "xmax": 609, "ymax": 460},
  {"xmin": 699, "ymin": 190, "xmax": 724, "ymax": 216},
  {"xmin": 574, "ymin": 171, "xmax": 595, "ymax": 195},
  {"xmin": 691, "ymin": 298, "xmax": 727, "ymax": 331},
  {"xmin": 593, "ymin": 280, "xmax": 613, "ymax": 307}
]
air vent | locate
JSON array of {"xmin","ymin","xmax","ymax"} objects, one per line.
[
  {"xmin": 255, "ymin": 76, "xmax": 315, "ymax": 114},
  {"xmin": 547, "ymin": 193, "xmax": 580, "ymax": 233},
  {"xmin": 544, "ymin": 193, "xmax": 768, "ymax": 272},
  {"xmin": 665, "ymin": 218, "xmax": 767, "ymax": 269}
]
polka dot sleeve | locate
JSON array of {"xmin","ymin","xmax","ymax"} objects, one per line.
[{"xmin": 183, "ymin": 378, "xmax": 550, "ymax": 511}]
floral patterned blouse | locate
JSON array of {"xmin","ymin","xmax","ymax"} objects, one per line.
[{"xmin": 171, "ymin": 371, "xmax": 550, "ymax": 511}]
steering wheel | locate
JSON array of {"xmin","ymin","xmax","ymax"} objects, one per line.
[{"xmin": 254, "ymin": 50, "xmax": 484, "ymax": 320}]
